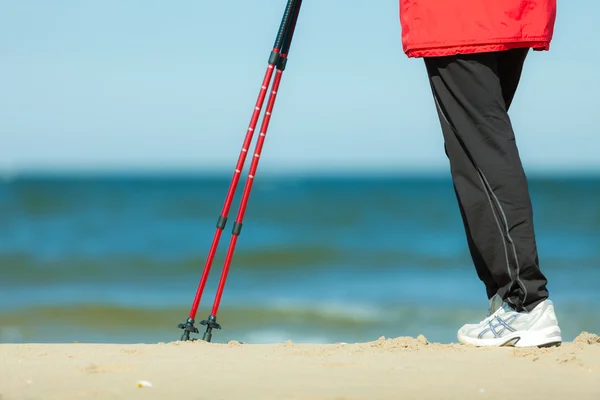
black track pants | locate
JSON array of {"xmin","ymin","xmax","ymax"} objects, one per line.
[{"xmin": 424, "ymin": 48, "xmax": 549, "ymax": 312}]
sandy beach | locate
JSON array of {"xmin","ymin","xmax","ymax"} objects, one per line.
[{"xmin": 1, "ymin": 332, "xmax": 599, "ymax": 400}]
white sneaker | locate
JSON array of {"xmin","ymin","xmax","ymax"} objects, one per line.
[{"xmin": 457, "ymin": 295, "xmax": 562, "ymax": 348}]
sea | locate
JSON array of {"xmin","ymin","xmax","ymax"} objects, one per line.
[{"xmin": 0, "ymin": 173, "xmax": 598, "ymax": 345}]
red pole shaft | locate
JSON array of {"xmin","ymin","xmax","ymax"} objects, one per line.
[
  {"xmin": 187, "ymin": 59, "xmax": 278, "ymax": 320},
  {"xmin": 210, "ymin": 66, "xmax": 286, "ymax": 317}
]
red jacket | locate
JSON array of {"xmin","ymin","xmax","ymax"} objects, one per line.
[{"xmin": 399, "ymin": 0, "xmax": 557, "ymax": 58}]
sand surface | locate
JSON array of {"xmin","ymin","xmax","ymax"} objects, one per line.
[{"xmin": 1, "ymin": 333, "xmax": 599, "ymax": 400}]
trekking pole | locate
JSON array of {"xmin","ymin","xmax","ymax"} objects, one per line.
[
  {"xmin": 177, "ymin": 0, "xmax": 302, "ymax": 341},
  {"xmin": 199, "ymin": 0, "xmax": 303, "ymax": 343}
]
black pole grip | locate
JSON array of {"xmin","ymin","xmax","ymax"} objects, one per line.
[
  {"xmin": 277, "ymin": 0, "xmax": 302, "ymax": 70},
  {"xmin": 273, "ymin": 0, "xmax": 298, "ymax": 50},
  {"xmin": 281, "ymin": 0, "xmax": 302, "ymax": 55}
]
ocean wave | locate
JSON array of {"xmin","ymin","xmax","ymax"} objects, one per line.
[
  {"xmin": 0, "ymin": 301, "xmax": 386, "ymax": 330},
  {"xmin": 2, "ymin": 298, "xmax": 599, "ymax": 344}
]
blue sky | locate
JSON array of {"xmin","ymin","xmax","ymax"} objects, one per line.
[{"xmin": 1, "ymin": 1, "xmax": 598, "ymax": 175}]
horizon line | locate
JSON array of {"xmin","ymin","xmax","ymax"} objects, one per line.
[{"xmin": 2, "ymin": 166, "xmax": 600, "ymax": 181}]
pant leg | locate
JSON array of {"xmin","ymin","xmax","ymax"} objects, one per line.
[{"xmin": 423, "ymin": 51, "xmax": 549, "ymax": 312}]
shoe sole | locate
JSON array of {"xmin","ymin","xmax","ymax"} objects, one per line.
[{"xmin": 457, "ymin": 326, "xmax": 562, "ymax": 348}]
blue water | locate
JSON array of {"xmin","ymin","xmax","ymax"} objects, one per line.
[{"xmin": 0, "ymin": 174, "xmax": 598, "ymax": 344}]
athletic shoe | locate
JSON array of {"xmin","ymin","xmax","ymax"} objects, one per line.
[{"xmin": 457, "ymin": 294, "xmax": 562, "ymax": 347}]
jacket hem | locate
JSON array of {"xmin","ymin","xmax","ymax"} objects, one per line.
[{"xmin": 404, "ymin": 41, "xmax": 551, "ymax": 58}]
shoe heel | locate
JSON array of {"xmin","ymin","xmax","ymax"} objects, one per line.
[{"xmin": 515, "ymin": 326, "xmax": 562, "ymax": 348}]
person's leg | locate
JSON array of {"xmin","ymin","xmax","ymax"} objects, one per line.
[
  {"xmin": 423, "ymin": 51, "xmax": 549, "ymax": 313},
  {"xmin": 496, "ymin": 47, "xmax": 551, "ymax": 311}
]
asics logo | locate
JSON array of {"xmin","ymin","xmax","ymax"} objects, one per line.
[{"xmin": 478, "ymin": 314, "xmax": 519, "ymax": 339}]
